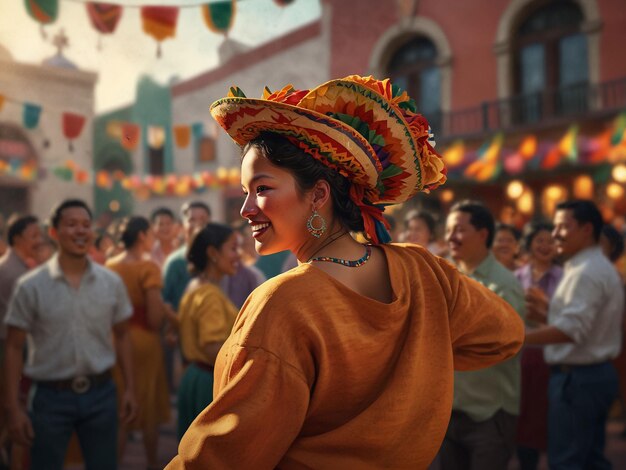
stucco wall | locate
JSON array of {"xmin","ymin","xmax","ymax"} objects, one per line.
[{"xmin": 0, "ymin": 59, "xmax": 96, "ymax": 219}]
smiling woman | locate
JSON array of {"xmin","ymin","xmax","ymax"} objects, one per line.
[{"xmin": 166, "ymin": 75, "xmax": 526, "ymax": 469}]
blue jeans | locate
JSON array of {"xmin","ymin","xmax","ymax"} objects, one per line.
[
  {"xmin": 548, "ymin": 362, "xmax": 618, "ymax": 470},
  {"xmin": 29, "ymin": 379, "xmax": 118, "ymax": 470}
]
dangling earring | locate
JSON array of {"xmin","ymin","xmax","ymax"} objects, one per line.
[{"xmin": 307, "ymin": 210, "xmax": 326, "ymax": 238}]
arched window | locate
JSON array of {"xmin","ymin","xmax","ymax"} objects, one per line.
[
  {"xmin": 387, "ymin": 36, "xmax": 441, "ymax": 131},
  {"xmin": 514, "ymin": 1, "xmax": 588, "ymax": 121}
]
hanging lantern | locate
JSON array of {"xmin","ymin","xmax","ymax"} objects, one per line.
[
  {"xmin": 202, "ymin": 1, "xmax": 236, "ymax": 36},
  {"xmin": 25, "ymin": 0, "xmax": 58, "ymax": 38},
  {"xmin": 506, "ymin": 180, "xmax": 525, "ymax": 200},
  {"xmin": 606, "ymin": 182, "xmax": 625, "ymax": 200},
  {"xmin": 573, "ymin": 175, "xmax": 594, "ymax": 199},
  {"xmin": 612, "ymin": 164, "xmax": 626, "ymax": 183},
  {"xmin": 141, "ymin": 6, "xmax": 179, "ymax": 58},
  {"xmin": 62, "ymin": 112, "xmax": 86, "ymax": 152},
  {"xmin": 86, "ymin": 2, "xmax": 123, "ymax": 50},
  {"xmin": 517, "ymin": 190, "xmax": 534, "ymax": 215}
]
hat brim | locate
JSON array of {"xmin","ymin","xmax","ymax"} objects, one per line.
[{"xmin": 210, "ymin": 97, "xmax": 381, "ymax": 195}]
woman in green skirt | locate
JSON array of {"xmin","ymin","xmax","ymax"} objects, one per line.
[{"xmin": 176, "ymin": 223, "xmax": 240, "ymax": 439}]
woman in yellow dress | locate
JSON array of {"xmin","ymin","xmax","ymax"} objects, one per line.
[
  {"xmin": 176, "ymin": 223, "xmax": 239, "ymax": 439},
  {"xmin": 106, "ymin": 216, "xmax": 174, "ymax": 469}
]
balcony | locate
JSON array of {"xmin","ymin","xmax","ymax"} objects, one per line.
[{"xmin": 428, "ymin": 77, "xmax": 626, "ymax": 142}]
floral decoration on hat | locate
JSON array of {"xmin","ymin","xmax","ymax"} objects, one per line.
[{"xmin": 210, "ymin": 75, "xmax": 446, "ymax": 244}]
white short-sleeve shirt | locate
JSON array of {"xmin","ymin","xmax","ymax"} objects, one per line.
[{"xmin": 5, "ymin": 254, "xmax": 133, "ymax": 380}]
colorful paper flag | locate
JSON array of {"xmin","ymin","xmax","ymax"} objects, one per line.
[
  {"xmin": 202, "ymin": 1, "xmax": 236, "ymax": 35},
  {"xmin": 173, "ymin": 125, "xmax": 191, "ymax": 148},
  {"xmin": 141, "ymin": 6, "xmax": 179, "ymax": 57},
  {"xmin": 23, "ymin": 103, "xmax": 42, "ymax": 129}
]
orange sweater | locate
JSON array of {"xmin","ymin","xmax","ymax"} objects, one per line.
[{"xmin": 167, "ymin": 244, "xmax": 524, "ymax": 469}]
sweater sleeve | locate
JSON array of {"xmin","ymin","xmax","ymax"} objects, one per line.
[
  {"xmin": 166, "ymin": 344, "xmax": 310, "ymax": 469},
  {"xmin": 436, "ymin": 257, "xmax": 525, "ymax": 371}
]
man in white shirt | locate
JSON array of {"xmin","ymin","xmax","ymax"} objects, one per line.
[
  {"xmin": 526, "ymin": 199, "xmax": 624, "ymax": 470},
  {"xmin": 3, "ymin": 199, "xmax": 137, "ymax": 469}
]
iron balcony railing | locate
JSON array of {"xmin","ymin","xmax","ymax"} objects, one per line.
[{"xmin": 425, "ymin": 77, "xmax": 626, "ymax": 141}]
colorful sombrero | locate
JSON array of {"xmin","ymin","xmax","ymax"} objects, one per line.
[{"xmin": 210, "ymin": 75, "xmax": 447, "ymax": 244}]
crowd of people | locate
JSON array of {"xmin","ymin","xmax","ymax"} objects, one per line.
[{"xmin": 0, "ymin": 74, "xmax": 624, "ymax": 469}]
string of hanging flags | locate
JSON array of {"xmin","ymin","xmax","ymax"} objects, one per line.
[{"xmin": 24, "ymin": 0, "xmax": 295, "ymax": 56}]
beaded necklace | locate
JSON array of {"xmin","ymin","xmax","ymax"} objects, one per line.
[{"xmin": 308, "ymin": 245, "xmax": 372, "ymax": 268}]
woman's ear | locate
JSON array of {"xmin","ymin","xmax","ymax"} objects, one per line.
[
  {"xmin": 206, "ymin": 245, "xmax": 219, "ymax": 264},
  {"xmin": 311, "ymin": 179, "xmax": 331, "ymax": 210}
]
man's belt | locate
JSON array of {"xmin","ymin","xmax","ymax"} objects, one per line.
[
  {"xmin": 36, "ymin": 369, "xmax": 112, "ymax": 394},
  {"xmin": 550, "ymin": 361, "xmax": 610, "ymax": 374}
]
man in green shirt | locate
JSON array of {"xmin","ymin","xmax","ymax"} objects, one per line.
[{"xmin": 440, "ymin": 200, "xmax": 525, "ymax": 470}]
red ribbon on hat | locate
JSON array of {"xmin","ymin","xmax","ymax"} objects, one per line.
[{"xmin": 349, "ymin": 185, "xmax": 390, "ymax": 244}]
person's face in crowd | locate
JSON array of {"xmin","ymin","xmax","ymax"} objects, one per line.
[
  {"xmin": 492, "ymin": 229, "xmax": 519, "ymax": 267},
  {"xmin": 240, "ymin": 147, "xmax": 311, "ymax": 255},
  {"xmin": 97, "ymin": 234, "xmax": 114, "ymax": 254},
  {"xmin": 552, "ymin": 209, "xmax": 593, "ymax": 260},
  {"xmin": 209, "ymin": 232, "xmax": 240, "ymax": 276},
  {"xmin": 51, "ymin": 207, "xmax": 93, "ymax": 258},
  {"xmin": 445, "ymin": 210, "xmax": 488, "ymax": 263},
  {"xmin": 14, "ymin": 222, "xmax": 44, "ymax": 261},
  {"xmin": 529, "ymin": 229, "xmax": 556, "ymax": 265},
  {"xmin": 153, "ymin": 214, "xmax": 176, "ymax": 243},
  {"xmin": 405, "ymin": 217, "xmax": 432, "ymax": 247},
  {"xmin": 183, "ymin": 208, "xmax": 210, "ymax": 242}
]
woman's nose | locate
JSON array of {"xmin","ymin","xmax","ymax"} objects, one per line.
[{"xmin": 240, "ymin": 194, "xmax": 257, "ymax": 219}]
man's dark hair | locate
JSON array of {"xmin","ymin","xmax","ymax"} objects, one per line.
[
  {"xmin": 556, "ymin": 199, "xmax": 603, "ymax": 242},
  {"xmin": 404, "ymin": 210, "xmax": 437, "ymax": 235},
  {"xmin": 7, "ymin": 215, "xmax": 39, "ymax": 246},
  {"xmin": 49, "ymin": 199, "xmax": 92, "ymax": 229},
  {"xmin": 150, "ymin": 207, "xmax": 175, "ymax": 223},
  {"xmin": 449, "ymin": 199, "xmax": 495, "ymax": 248},
  {"xmin": 181, "ymin": 201, "xmax": 211, "ymax": 219}
]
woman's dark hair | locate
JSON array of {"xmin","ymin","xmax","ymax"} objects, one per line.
[
  {"xmin": 242, "ymin": 132, "xmax": 365, "ymax": 233},
  {"xmin": 521, "ymin": 220, "xmax": 554, "ymax": 252},
  {"xmin": 601, "ymin": 224, "xmax": 625, "ymax": 262},
  {"xmin": 495, "ymin": 223, "xmax": 521, "ymax": 242},
  {"xmin": 404, "ymin": 210, "xmax": 436, "ymax": 236},
  {"xmin": 187, "ymin": 223, "xmax": 234, "ymax": 276},
  {"xmin": 119, "ymin": 216, "xmax": 150, "ymax": 249}
]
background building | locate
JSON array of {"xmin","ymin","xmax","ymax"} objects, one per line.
[
  {"xmin": 0, "ymin": 33, "xmax": 96, "ymax": 222},
  {"xmin": 91, "ymin": 0, "xmax": 626, "ymax": 229}
]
